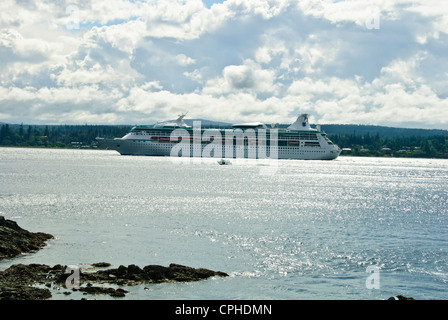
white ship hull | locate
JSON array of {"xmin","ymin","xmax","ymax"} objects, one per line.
[{"xmin": 98, "ymin": 138, "xmax": 340, "ymax": 160}]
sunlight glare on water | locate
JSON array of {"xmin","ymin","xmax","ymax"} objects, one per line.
[{"xmin": 0, "ymin": 148, "xmax": 447, "ymax": 299}]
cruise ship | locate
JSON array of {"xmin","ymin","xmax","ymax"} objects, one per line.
[{"xmin": 97, "ymin": 114, "xmax": 341, "ymax": 160}]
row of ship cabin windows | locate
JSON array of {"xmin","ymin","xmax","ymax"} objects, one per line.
[
  {"xmin": 132, "ymin": 131, "xmax": 319, "ymax": 141},
  {"xmin": 131, "ymin": 139, "xmax": 321, "ymax": 147}
]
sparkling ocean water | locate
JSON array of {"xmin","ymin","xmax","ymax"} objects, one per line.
[{"xmin": 0, "ymin": 147, "xmax": 446, "ymax": 300}]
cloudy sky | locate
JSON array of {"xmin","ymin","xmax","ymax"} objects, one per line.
[{"xmin": 0, "ymin": 0, "xmax": 447, "ymax": 129}]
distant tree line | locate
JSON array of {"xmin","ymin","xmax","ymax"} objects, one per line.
[
  {"xmin": 0, "ymin": 123, "xmax": 130, "ymax": 149},
  {"xmin": 1, "ymin": 123, "xmax": 448, "ymax": 158},
  {"xmin": 328, "ymin": 132, "xmax": 448, "ymax": 158}
]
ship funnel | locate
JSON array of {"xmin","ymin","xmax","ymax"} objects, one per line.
[{"xmin": 287, "ymin": 114, "xmax": 314, "ymax": 131}]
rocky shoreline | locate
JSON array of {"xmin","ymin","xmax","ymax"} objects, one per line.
[
  {"xmin": 0, "ymin": 216, "xmax": 228, "ymax": 300},
  {"xmin": 0, "ymin": 216, "xmax": 416, "ymax": 300},
  {"xmin": 0, "ymin": 262, "xmax": 229, "ymax": 300},
  {"xmin": 0, "ymin": 216, "xmax": 53, "ymax": 259}
]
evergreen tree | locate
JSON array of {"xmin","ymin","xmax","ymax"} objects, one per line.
[{"xmin": 26, "ymin": 125, "xmax": 32, "ymax": 140}]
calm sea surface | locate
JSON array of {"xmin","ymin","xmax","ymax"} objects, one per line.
[{"xmin": 0, "ymin": 147, "xmax": 446, "ymax": 300}]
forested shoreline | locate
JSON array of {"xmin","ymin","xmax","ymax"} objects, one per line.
[
  {"xmin": 0, "ymin": 123, "xmax": 130, "ymax": 149},
  {"xmin": 1, "ymin": 123, "xmax": 447, "ymax": 158}
]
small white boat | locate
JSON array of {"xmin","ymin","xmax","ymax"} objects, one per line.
[{"xmin": 217, "ymin": 159, "xmax": 231, "ymax": 165}]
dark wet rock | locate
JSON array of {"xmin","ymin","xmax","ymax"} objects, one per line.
[
  {"xmin": 81, "ymin": 263, "xmax": 229, "ymax": 285},
  {"xmin": 0, "ymin": 285, "xmax": 51, "ymax": 300},
  {"xmin": 0, "ymin": 262, "xmax": 229, "ymax": 300},
  {"xmin": 0, "ymin": 216, "xmax": 53, "ymax": 260},
  {"xmin": 79, "ymin": 285, "xmax": 128, "ymax": 297},
  {"xmin": 0, "ymin": 263, "xmax": 64, "ymax": 285},
  {"xmin": 388, "ymin": 295, "xmax": 416, "ymax": 300},
  {"xmin": 168, "ymin": 263, "xmax": 229, "ymax": 282},
  {"xmin": 91, "ymin": 262, "xmax": 111, "ymax": 268},
  {"xmin": 0, "ymin": 264, "xmax": 65, "ymax": 300}
]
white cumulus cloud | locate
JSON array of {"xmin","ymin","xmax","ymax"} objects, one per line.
[{"xmin": 0, "ymin": 0, "xmax": 446, "ymax": 129}]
